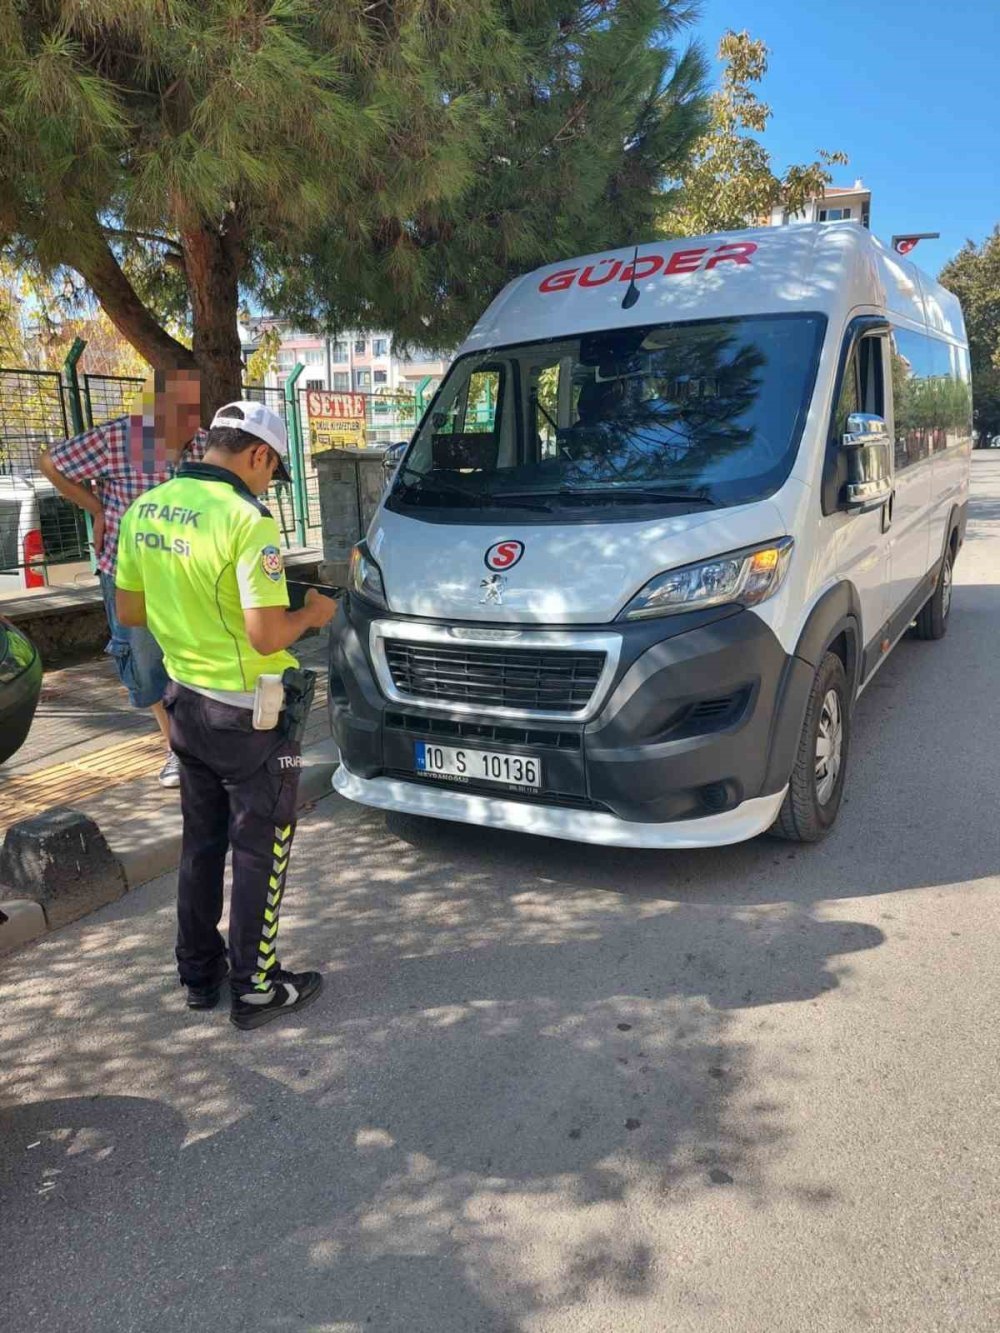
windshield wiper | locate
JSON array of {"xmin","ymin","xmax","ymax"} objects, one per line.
[
  {"xmin": 501, "ymin": 486, "xmax": 720, "ymax": 508},
  {"xmin": 396, "ymin": 467, "xmax": 487, "ymax": 507},
  {"xmin": 396, "ymin": 469, "xmax": 553, "ymax": 512}
]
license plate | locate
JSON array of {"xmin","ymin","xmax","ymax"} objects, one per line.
[{"xmin": 414, "ymin": 742, "xmax": 541, "ymax": 791}]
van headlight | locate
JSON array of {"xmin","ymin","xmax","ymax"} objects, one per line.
[
  {"xmin": 618, "ymin": 538, "xmax": 794, "ymax": 621},
  {"xmin": 348, "ymin": 542, "xmax": 388, "ymax": 609}
]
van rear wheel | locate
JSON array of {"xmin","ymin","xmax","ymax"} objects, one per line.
[
  {"xmin": 770, "ymin": 651, "xmax": 849, "ymax": 843},
  {"xmin": 913, "ymin": 546, "xmax": 953, "ymax": 640}
]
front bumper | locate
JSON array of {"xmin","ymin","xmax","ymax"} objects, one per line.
[
  {"xmin": 334, "ymin": 766, "xmax": 787, "ymax": 849},
  {"xmin": 328, "ymin": 596, "xmax": 812, "ymax": 847}
]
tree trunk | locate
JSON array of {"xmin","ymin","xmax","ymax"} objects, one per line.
[
  {"xmin": 74, "ymin": 232, "xmax": 196, "ymax": 372},
  {"xmin": 182, "ymin": 212, "xmax": 246, "ymax": 421}
]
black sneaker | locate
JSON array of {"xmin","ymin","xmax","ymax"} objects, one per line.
[
  {"xmin": 186, "ymin": 980, "xmax": 224, "ymax": 1010},
  {"xmin": 230, "ymin": 970, "xmax": 323, "ymax": 1031}
]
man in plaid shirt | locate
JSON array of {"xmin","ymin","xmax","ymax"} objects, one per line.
[{"xmin": 40, "ymin": 368, "xmax": 208, "ymax": 787}]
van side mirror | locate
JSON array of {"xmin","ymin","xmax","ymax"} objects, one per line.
[
  {"xmin": 841, "ymin": 412, "xmax": 893, "ymax": 513},
  {"xmin": 381, "ymin": 441, "xmax": 408, "ymax": 490}
]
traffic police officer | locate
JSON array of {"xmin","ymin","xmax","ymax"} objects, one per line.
[{"xmin": 115, "ymin": 400, "xmax": 336, "ymax": 1030}]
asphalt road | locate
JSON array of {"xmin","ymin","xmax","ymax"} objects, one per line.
[{"xmin": 3, "ymin": 457, "xmax": 1000, "ymax": 1333}]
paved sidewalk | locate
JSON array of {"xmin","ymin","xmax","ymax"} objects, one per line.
[{"xmin": 0, "ymin": 632, "xmax": 335, "ymax": 889}]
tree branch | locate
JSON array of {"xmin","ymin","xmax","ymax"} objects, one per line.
[
  {"xmin": 101, "ymin": 226, "xmax": 184, "ymax": 255},
  {"xmin": 73, "ymin": 224, "xmax": 195, "ymax": 370}
]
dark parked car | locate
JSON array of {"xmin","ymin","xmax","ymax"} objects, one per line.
[{"xmin": 0, "ymin": 616, "xmax": 42, "ymax": 764}]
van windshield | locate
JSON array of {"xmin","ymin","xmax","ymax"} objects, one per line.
[{"xmin": 387, "ymin": 313, "xmax": 825, "ymax": 520}]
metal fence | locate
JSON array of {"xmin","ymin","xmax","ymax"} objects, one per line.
[
  {"xmin": 83, "ymin": 372, "xmax": 144, "ymax": 429},
  {"xmin": 0, "ymin": 350, "xmax": 417, "ymax": 586}
]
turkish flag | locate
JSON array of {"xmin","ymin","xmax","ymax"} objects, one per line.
[{"xmin": 895, "ymin": 237, "xmax": 918, "ymax": 255}]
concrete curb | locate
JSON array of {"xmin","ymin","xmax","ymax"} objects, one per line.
[
  {"xmin": 0, "ymin": 737, "xmax": 340, "ymax": 959},
  {"xmin": 0, "ymin": 899, "xmax": 48, "ymax": 956}
]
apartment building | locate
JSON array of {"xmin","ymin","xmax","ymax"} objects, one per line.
[
  {"xmin": 246, "ymin": 320, "xmax": 450, "ymax": 401},
  {"xmin": 765, "ymin": 178, "xmax": 872, "ymax": 229}
]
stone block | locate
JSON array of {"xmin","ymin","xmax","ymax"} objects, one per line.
[{"xmin": 0, "ymin": 809, "xmax": 127, "ymax": 929}]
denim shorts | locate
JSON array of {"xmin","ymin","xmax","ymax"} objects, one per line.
[{"xmin": 99, "ymin": 572, "xmax": 169, "ymax": 709}]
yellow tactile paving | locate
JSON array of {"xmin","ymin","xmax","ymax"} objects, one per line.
[{"xmin": 0, "ymin": 733, "xmax": 166, "ymax": 827}]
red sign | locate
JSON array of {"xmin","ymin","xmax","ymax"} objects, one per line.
[
  {"xmin": 538, "ymin": 242, "xmax": 758, "ymax": 295},
  {"xmin": 306, "ymin": 391, "xmax": 366, "ymax": 420},
  {"xmin": 485, "ymin": 540, "xmax": 524, "ymax": 572},
  {"xmin": 306, "ymin": 391, "xmax": 367, "ymax": 454},
  {"xmin": 894, "ymin": 238, "xmax": 918, "ymax": 255}
]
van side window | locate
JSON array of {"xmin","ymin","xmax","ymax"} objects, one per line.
[
  {"xmin": 833, "ymin": 334, "xmax": 884, "ymax": 442},
  {"xmin": 889, "ymin": 326, "xmax": 972, "ymax": 465},
  {"xmin": 833, "ymin": 347, "xmax": 862, "ymax": 441},
  {"xmin": 891, "ymin": 327, "xmax": 935, "ymax": 470},
  {"xmin": 930, "ymin": 339, "xmax": 974, "ymax": 453}
]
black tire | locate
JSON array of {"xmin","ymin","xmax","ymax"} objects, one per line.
[
  {"xmin": 770, "ymin": 652, "xmax": 850, "ymax": 843},
  {"xmin": 913, "ymin": 544, "xmax": 954, "ymax": 641}
]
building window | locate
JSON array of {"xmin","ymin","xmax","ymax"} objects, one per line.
[
  {"xmin": 306, "ymin": 378, "xmax": 325, "ymax": 391},
  {"xmin": 330, "ymin": 341, "xmax": 348, "ymax": 361},
  {"xmin": 303, "ymin": 348, "xmax": 325, "ymax": 366},
  {"xmin": 374, "ymin": 369, "xmax": 388, "ymax": 385},
  {"xmin": 373, "ymin": 338, "xmax": 388, "ymax": 358},
  {"xmin": 277, "ymin": 350, "xmax": 296, "ymax": 370},
  {"xmin": 354, "ymin": 339, "xmax": 367, "ymax": 356},
  {"xmin": 356, "ymin": 369, "xmax": 371, "ymax": 390},
  {"xmin": 819, "ymin": 207, "xmax": 851, "ymax": 221},
  {"xmin": 333, "ymin": 371, "xmax": 350, "ymax": 391}
]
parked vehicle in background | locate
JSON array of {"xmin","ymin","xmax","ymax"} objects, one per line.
[
  {"xmin": 330, "ymin": 223, "xmax": 972, "ymax": 849},
  {"xmin": 0, "ymin": 615, "xmax": 42, "ymax": 763},
  {"xmin": 0, "ymin": 474, "xmax": 89, "ymax": 592}
]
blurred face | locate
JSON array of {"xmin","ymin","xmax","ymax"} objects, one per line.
[{"xmin": 156, "ymin": 369, "xmax": 202, "ymax": 450}]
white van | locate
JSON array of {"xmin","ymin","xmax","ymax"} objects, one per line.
[{"xmin": 329, "ymin": 223, "xmax": 972, "ymax": 847}]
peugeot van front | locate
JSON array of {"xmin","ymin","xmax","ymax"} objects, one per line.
[{"xmin": 328, "ymin": 224, "xmax": 971, "ymax": 847}]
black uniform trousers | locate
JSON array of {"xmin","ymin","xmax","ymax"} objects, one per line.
[{"xmin": 164, "ymin": 682, "xmax": 302, "ymax": 995}]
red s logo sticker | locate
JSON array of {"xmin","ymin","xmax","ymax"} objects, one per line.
[{"xmin": 485, "ymin": 540, "xmax": 524, "ymax": 571}]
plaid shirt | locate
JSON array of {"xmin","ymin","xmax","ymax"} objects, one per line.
[{"xmin": 47, "ymin": 416, "xmax": 209, "ymax": 576}]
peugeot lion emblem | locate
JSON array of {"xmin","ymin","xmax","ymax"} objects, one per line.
[
  {"xmin": 480, "ymin": 573, "xmax": 506, "ymax": 605},
  {"xmin": 480, "ymin": 540, "xmax": 523, "ymax": 604}
]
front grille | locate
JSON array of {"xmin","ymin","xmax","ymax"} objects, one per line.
[
  {"xmin": 383, "ymin": 640, "xmax": 605, "ymax": 714},
  {"xmin": 385, "ymin": 711, "xmax": 581, "ymax": 750}
]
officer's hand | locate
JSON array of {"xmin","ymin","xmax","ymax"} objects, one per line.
[{"xmin": 304, "ymin": 588, "xmax": 336, "ymax": 629}]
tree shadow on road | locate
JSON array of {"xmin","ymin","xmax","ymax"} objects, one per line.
[
  {"xmin": 4, "ymin": 580, "xmax": 998, "ymax": 1330},
  {"xmin": 0, "ymin": 789, "xmax": 883, "ymax": 1332}
]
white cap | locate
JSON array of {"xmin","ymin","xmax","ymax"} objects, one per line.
[{"xmin": 209, "ymin": 400, "xmax": 291, "ymax": 482}]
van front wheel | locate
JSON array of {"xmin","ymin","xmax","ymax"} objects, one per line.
[{"xmin": 770, "ymin": 652, "xmax": 849, "ymax": 843}]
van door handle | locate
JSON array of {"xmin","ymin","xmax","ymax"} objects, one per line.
[{"xmin": 882, "ymin": 489, "xmax": 895, "ymax": 533}]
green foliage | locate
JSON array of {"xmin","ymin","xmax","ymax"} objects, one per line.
[
  {"xmin": 248, "ymin": 1, "xmax": 710, "ymax": 348},
  {"xmin": 940, "ymin": 227, "xmax": 1000, "ymax": 439},
  {"xmin": 245, "ymin": 326, "xmax": 281, "ymax": 386},
  {"xmin": 0, "ymin": 0, "xmax": 710, "ymax": 399},
  {"xmin": 665, "ymin": 31, "xmax": 848, "ymax": 236}
]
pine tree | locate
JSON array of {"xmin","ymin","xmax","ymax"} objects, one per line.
[{"xmin": 0, "ymin": 2, "xmax": 707, "ymax": 416}]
